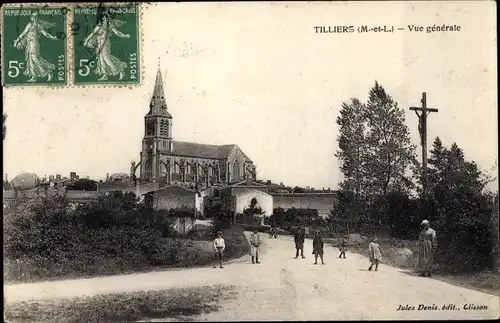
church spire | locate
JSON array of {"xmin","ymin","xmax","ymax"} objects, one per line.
[{"xmin": 150, "ymin": 59, "xmax": 169, "ymax": 115}]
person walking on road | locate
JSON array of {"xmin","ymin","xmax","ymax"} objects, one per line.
[
  {"xmin": 417, "ymin": 219, "xmax": 437, "ymax": 277},
  {"xmin": 250, "ymin": 230, "xmax": 261, "ymax": 264},
  {"xmin": 213, "ymin": 231, "xmax": 225, "ymax": 269},
  {"xmin": 294, "ymin": 227, "xmax": 306, "ymax": 259},
  {"xmin": 338, "ymin": 236, "xmax": 348, "ymax": 259},
  {"xmin": 312, "ymin": 230, "xmax": 325, "ymax": 265},
  {"xmin": 368, "ymin": 237, "xmax": 382, "ymax": 271}
]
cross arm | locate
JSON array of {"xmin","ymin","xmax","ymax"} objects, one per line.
[{"xmin": 410, "ymin": 107, "xmax": 438, "ymax": 112}]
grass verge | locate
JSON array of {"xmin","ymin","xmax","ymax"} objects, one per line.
[
  {"xmin": 328, "ymin": 234, "xmax": 499, "ymax": 296},
  {"xmin": 4, "ymin": 285, "xmax": 237, "ymax": 323}
]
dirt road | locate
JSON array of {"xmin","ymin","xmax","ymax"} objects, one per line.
[{"xmin": 5, "ymin": 233, "xmax": 499, "ymax": 320}]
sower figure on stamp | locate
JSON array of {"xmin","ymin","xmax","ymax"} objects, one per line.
[
  {"xmin": 250, "ymin": 230, "xmax": 261, "ymax": 264},
  {"xmin": 83, "ymin": 14, "xmax": 130, "ymax": 81},
  {"xmin": 213, "ymin": 231, "xmax": 225, "ymax": 269},
  {"xmin": 13, "ymin": 12, "xmax": 58, "ymax": 82},
  {"xmin": 294, "ymin": 227, "xmax": 305, "ymax": 259},
  {"xmin": 417, "ymin": 219, "xmax": 437, "ymax": 277},
  {"xmin": 312, "ymin": 230, "xmax": 325, "ymax": 265}
]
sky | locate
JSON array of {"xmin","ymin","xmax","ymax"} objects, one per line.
[{"xmin": 3, "ymin": 1, "xmax": 498, "ymax": 191}]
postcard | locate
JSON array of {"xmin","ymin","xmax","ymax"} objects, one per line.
[{"xmin": 2, "ymin": 1, "xmax": 498, "ymax": 321}]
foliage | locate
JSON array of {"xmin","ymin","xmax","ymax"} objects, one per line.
[
  {"xmin": 424, "ymin": 138, "xmax": 497, "ymax": 273},
  {"xmin": 335, "ymin": 82, "xmax": 416, "ymax": 224},
  {"xmin": 207, "ymin": 203, "xmax": 232, "ymax": 234},
  {"xmin": 269, "ymin": 207, "xmax": 326, "ymax": 231},
  {"xmin": 66, "ymin": 179, "xmax": 98, "ymax": 191},
  {"xmin": 335, "ymin": 97, "xmax": 369, "ymax": 199},
  {"xmin": 333, "ymin": 81, "xmax": 497, "ymax": 274},
  {"xmin": 364, "ymin": 83, "xmax": 416, "ymax": 196},
  {"xmin": 3, "ymin": 192, "xmax": 245, "ymax": 283}
]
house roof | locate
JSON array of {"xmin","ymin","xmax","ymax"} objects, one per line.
[
  {"xmin": 11, "ymin": 172, "xmax": 38, "ymax": 187},
  {"xmin": 148, "ymin": 184, "xmax": 196, "ymax": 194},
  {"xmin": 231, "ymin": 180, "xmax": 268, "ymax": 187},
  {"xmin": 162, "ymin": 141, "xmax": 253, "ymax": 162}
]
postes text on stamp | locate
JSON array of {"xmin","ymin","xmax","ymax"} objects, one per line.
[
  {"xmin": 2, "ymin": 5, "xmax": 68, "ymax": 86},
  {"xmin": 72, "ymin": 3, "xmax": 140, "ymax": 85}
]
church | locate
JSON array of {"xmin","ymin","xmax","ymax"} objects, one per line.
[
  {"xmin": 132, "ymin": 66, "xmax": 273, "ymax": 224},
  {"xmin": 136, "ymin": 67, "xmax": 257, "ymax": 189}
]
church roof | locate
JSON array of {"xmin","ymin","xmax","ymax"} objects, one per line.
[{"xmin": 163, "ymin": 141, "xmax": 252, "ymax": 162}]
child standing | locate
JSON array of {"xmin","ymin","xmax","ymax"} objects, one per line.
[
  {"xmin": 312, "ymin": 230, "xmax": 325, "ymax": 265},
  {"xmin": 338, "ymin": 236, "xmax": 347, "ymax": 259},
  {"xmin": 213, "ymin": 231, "xmax": 225, "ymax": 269},
  {"xmin": 368, "ymin": 237, "xmax": 382, "ymax": 271},
  {"xmin": 250, "ymin": 230, "xmax": 261, "ymax": 264}
]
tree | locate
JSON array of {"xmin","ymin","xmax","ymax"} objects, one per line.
[
  {"xmin": 364, "ymin": 82, "xmax": 417, "ymax": 196},
  {"xmin": 66, "ymin": 178, "xmax": 98, "ymax": 191},
  {"xmin": 335, "ymin": 98, "xmax": 369, "ymax": 199},
  {"xmin": 426, "ymin": 140, "xmax": 496, "ymax": 273},
  {"xmin": 334, "ymin": 82, "xmax": 417, "ymax": 229},
  {"xmin": 3, "ymin": 113, "xmax": 6, "ymax": 140}
]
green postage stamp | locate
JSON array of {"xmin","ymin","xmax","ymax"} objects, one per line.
[
  {"xmin": 1, "ymin": 5, "xmax": 69, "ymax": 86},
  {"xmin": 72, "ymin": 4, "xmax": 141, "ymax": 85}
]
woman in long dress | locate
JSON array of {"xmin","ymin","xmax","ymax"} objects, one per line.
[
  {"xmin": 83, "ymin": 15, "xmax": 130, "ymax": 81},
  {"xmin": 417, "ymin": 219, "xmax": 437, "ymax": 277},
  {"xmin": 13, "ymin": 12, "xmax": 58, "ymax": 82}
]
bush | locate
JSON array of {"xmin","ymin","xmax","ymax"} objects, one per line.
[
  {"xmin": 221, "ymin": 226, "xmax": 250, "ymax": 259},
  {"xmin": 3, "ymin": 193, "xmax": 247, "ymax": 283}
]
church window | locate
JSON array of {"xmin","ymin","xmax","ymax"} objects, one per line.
[
  {"xmin": 146, "ymin": 120, "xmax": 155, "ymax": 136},
  {"xmin": 233, "ymin": 160, "xmax": 240, "ymax": 180},
  {"xmin": 160, "ymin": 120, "xmax": 169, "ymax": 136}
]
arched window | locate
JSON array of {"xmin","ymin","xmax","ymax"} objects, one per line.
[
  {"xmin": 160, "ymin": 120, "xmax": 168, "ymax": 136},
  {"xmin": 160, "ymin": 162, "xmax": 166, "ymax": 175},
  {"xmin": 233, "ymin": 160, "xmax": 240, "ymax": 181}
]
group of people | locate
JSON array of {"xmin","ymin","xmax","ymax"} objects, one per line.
[{"xmin": 212, "ymin": 219, "xmax": 437, "ymax": 277}]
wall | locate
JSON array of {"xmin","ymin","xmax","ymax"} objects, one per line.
[
  {"xmin": 152, "ymin": 185, "xmax": 196, "ymax": 210},
  {"xmin": 233, "ymin": 188, "xmax": 273, "ymax": 217},
  {"xmin": 271, "ymin": 193, "xmax": 337, "ymax": 218}
]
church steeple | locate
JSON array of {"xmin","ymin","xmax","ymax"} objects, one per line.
[{"xmin": 148, "ymin": 60, "xmax": 171, "ymax": 117}]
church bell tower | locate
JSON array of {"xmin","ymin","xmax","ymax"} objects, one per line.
[{"xmin": 140, "ymin": 63, "xmax": 173, "ymax": 182}]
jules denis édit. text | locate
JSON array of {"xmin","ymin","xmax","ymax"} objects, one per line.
[{"xmin": 397, "ymin": 304, "xmax": 489, "ymax": 311}]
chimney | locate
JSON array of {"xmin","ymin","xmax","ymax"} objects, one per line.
[
  {"xmin": 266, "ymin": 180, "xmax": 271, "ymax": 186},
  {"xmin": 56, "ymin": 174, "xmax": 61, "ymax": 180},
  {"xmin": 106, "ymin": 173, "xmax": 110, "ymax": 181},
  {"xmin": 280, "ymin": 182, "xmax": 284, "ymax": 187},
  {"xmin": 49, "ymin": 175, "xmax": 55, "ymax": 181}
]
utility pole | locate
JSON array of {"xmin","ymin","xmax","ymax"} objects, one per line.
[{"xmin": 410, "ymin": 92, "xmax": 439, "ymax": 197}]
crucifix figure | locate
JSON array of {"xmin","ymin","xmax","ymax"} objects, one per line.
[{"xmin": 410, "ymin": 92, "xmax": 439, "ymax": 196}]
